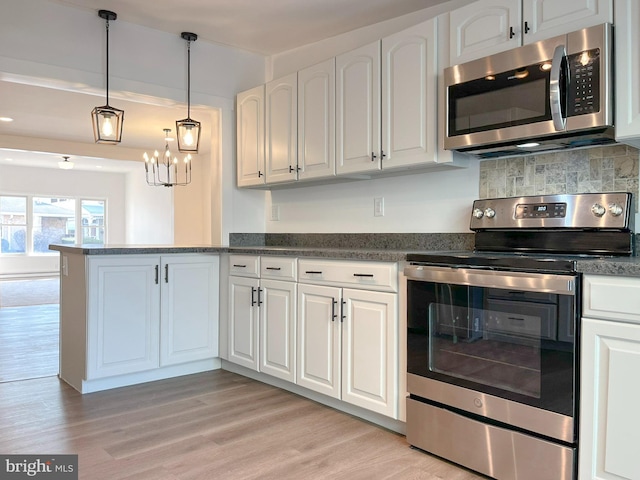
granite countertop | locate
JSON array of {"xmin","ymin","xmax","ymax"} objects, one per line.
[{"xmin": 49, "ymin": 242, "xmax": 640, "ymax": 277}]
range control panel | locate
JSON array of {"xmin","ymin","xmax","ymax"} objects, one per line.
[
  {"xmin": 470, "ymin": 193, "xmax": 633, "ymax": 230},
  {"xmin": 515, "ymin": 202, "xmax": 567, "ymax": 219}
]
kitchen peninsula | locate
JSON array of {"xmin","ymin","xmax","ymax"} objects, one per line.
[{"xmin": 51, "ymin": 239, "xmax": 640, "ymax": 394}]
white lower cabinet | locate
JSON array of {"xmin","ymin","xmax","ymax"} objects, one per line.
[
  {"xmin": 228, "ymin": 275, "xmax": 260, "ymax": 371},
  {"xmin": 59, "ymin": 253, "xmax": 219, "ymax": 393},
  {"xmin": 579, "ymin": 274, "xmax": 640, "ymax": 480},
  {"xmin": 228, "ymin": 255, "xmax": 297, "ymax": 381},
  {"xmin": 87, "ymin": 256, "xmax": 161, "ymax": 379},
  {"xmin": 260, "ymin": 279, "xmax": 297, "ymax": 382},
  {"xmin": 297, "ymin": 259, "xmax": 398, "ymax": 418}
]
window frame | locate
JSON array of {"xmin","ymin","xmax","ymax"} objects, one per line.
[{"xmin": 0, "ymin": 194, "xmax": 108, "ymax": 255}]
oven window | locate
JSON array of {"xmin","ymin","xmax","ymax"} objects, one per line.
[
  {"xmin": 429, "ymin": 300, "xmax": 543, "ymax": 398},
  {"xmin": 408, "ymin": 280, "xmax": 576, "ymax": 416}
]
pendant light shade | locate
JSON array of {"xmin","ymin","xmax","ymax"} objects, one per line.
[
  {"xmin": 91, "ymin": 10, "xmax": 124, "ymax": 144},
  {"xmin": 176, "ymin": 32, "xmax": 201, "ymax": 153}
]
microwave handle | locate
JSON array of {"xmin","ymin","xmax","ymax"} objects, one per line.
[{"xmin": 550, "ymin": 45, "xmax": 567, "ymax": 131}]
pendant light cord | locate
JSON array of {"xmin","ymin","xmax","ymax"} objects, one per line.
[
  {"xmin": 105, "ymin": 17, "xmax": 110, "ymax": 105},
  {"xmin": 187, "ymin": 39, "xmax": 191, "ymax": 119}
]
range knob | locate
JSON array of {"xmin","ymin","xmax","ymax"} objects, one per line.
[
  {"xmin": 591, "ymin": 203, "xmax": 606, "ymax": 217},
  {"xmin": 472, "ymin": 208, "xmax": 484, "ymax": 219},
  {"xmin": 609, "ymin": 203, "xmax": 624, "ymax": 216},
  {"xmin": 484, "ymin": 207, "xmax": 496, "ymax": 219}
]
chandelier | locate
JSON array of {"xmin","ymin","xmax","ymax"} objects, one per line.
[{"xmin": 144, "ymin": 129, "xmax": 192, "ymax": 187}]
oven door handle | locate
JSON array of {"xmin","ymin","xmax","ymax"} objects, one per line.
[{"xmin": 404, "ymin": 265, "xmax": 575, "ymax": 295}]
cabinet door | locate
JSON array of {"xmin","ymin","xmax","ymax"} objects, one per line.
[
  {"xmin": 297, "ymin": 283, "xmax": 341, "ymax": 398},
  {"xmin": 580, "ymin": 318, "xmax": 640, "ymax": 480},
  {"xmin": 381, "ymin": 19, "xmax": 437, "ymax": 170},
  {"xmin": 236, "ymin": 85, "xmax": 265, "ymax": 187},
  {"xmin": 342, "ymin": 289, "xmax": 397, "ymax": 417},
  {"xmin": 614, "ymin": 0, "xmax": 640, "ymax": 148},
  {"xmin": 228, "ymin": 276, "xmax": 260, "ymax": 371},
  {"xmin": 265, "ymin": 72, "xmax": 298, "ymax": 184},
  {"xmin": 87, "ymin": 256, "xmax": 160, "ymax": 379},
  {"xmin": 160, "ymin": 255, "xmax": 219, "ymax": 366},
  {"xmin": 260, "ymin": 279, "xmax": 296, "ymax": 382},
  {"xmin": 448, "ymin": 0, "xmax": 521, "ymax": 66},
  {"xmin": 336, "ymin": 41, "xmax": 381, "ymax": 175},
  {"xmin": 297, "ymin": 58, "xmax": 336, "ymax": 181},
  {"xmin": 522, "ymin": 0, "xmax": 612, "ymax": 44}
]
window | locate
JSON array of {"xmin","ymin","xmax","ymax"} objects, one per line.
[
  {"xmin": 0, "ymin": 196, "xmax": 27, "ymax": 253},
  {"xmin": 0, "ymin": 195, "xmax": 107, "ymax": 255},
  {"xmin": 81, "ymin": 200, "xmax": 105, "ymax": 244},
  {"xmin": 32, "ymin": 197, "xmax": 76, "ymax": 253}
]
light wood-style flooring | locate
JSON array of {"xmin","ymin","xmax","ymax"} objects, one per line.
[
  {"xmin": 0, "ymin": 371, "xmax": 485, "ymax": 480},
  {"xmin": 0, "ymin": 304, "xmax": 59, "ymax": 382}
]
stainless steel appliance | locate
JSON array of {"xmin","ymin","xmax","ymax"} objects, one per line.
[
  {"xmin": 405, "ymin": 192, "xmax": 634, "ymax": 480},
  {"xmin": 443, "ymin": 24, "xmax": 614, "ymax": 158}
]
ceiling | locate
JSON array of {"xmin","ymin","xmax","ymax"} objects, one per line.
[
  {"xmin": 0, "ymin": 0, "xmax": 450, "ymax": 173},
  {"xmin": 52, "ymin": 0, "xmax": 450, "ymax": 56}
]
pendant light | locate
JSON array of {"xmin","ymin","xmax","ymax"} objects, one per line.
[
  {"xmin": 176, "ymin": 32, "xmax": 201, "ymax": 153},
  {"xmin": 58, "ymin": 156, "xmax": 74, "ymax": 170},
  {"xmin": 144, "ymin": 128, "xmax": 192, "ymax": 187},
  {"xmin": 91, "ymin": 10, "xmax": 124, "ymax": 144}
]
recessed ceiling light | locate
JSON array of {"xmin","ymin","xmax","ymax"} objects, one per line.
[
  {"xmin": 0, "ymin": 117, "xmax": 14, "ymax": 122},
  {"xmin": 96, "ymin": 165, "xmax": 103, "ymax": 169},
  {"xmin": 5, "ymin": 158, "xmax": 14, "ymax": 161}
]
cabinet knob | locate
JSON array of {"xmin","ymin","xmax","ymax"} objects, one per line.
[{"xmin": 509, "ymin": 26, "xmax": 515, "ymax": 39}]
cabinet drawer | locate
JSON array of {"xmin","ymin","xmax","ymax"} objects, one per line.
[
  {"xmin": 583, "ymin": 274, "xmax": 640, "ymax": 324},
  {"xmin": 298, "ymin": 259, "xmax": 398, "ymax": 292},
  {"xmin": 229, "ymin": 255, "xmax": 260, "ymax": 278},
  {"xmin": 260, "ymin": 256, "xmax": 297, "ymax": 281}
]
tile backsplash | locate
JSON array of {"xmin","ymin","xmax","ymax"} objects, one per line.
[{"xmin": 479, "ymin": 145, "xmax": 639, "ymax": 205}]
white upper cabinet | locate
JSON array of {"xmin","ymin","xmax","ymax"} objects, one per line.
[
  {"xmin": 614, "ymin": 0, "xmax": 640, "ymax": 148},
  {"xmin": 236, "ymin": 85, "xmax": 265, "ymax": 187},
  {"xmin": 336, "ymin": 41, "xmax": 382, "ymax": 175},
  {"xmin": 337, "ymin": 19, "xmax": 447, "ymax": 174},
  {"xmin": 265, "ymin": 72, "xmax": 298, "ymax": 184},
  {"xmin": 449, "ymin": 0, "xmax": 521, "ymax": 66},
  {"xmin": 298, "ymin": 58, "xmax": 336, "ymax": 180},
  {"xmin": 381, "ymin": 18, "xmax": 438, "ymax": 170},
  {"xmin": 448, "ymin": 0, "xmax": 613, "ymax": 66}
]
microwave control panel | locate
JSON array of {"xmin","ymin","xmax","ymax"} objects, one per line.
[{"xmin": 567, "ymin": 48, "xmax": 600, "ymax": 117}]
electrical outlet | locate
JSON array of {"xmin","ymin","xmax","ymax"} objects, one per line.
[
  {"xmin": 271, "ymin": 205, "xmax": 280, "ymax": 221},
  {"xmin": 374, "ymin": 197, "xmax": 384, "ymax": 217}
]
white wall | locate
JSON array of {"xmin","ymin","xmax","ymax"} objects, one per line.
[
  {"xmin": 125, "ymin": 169, "xmax": 174, "ymax": 245},
  {"xmin": 268, "ymin": 163, "xmax": 480, "ymax": 233},
  {"xmin": 0, "ymin": 163, "xmax": 127, "ymax": 276}
]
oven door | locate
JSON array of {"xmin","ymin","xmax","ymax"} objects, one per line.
[{"xmin": 405, "ymin": 265, "xmax": 578, "ymax": 443}]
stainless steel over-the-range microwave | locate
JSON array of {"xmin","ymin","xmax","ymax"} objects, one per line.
[{"xmin": 443, "ymin": 23, "xmax": 614, "ymax": 158}]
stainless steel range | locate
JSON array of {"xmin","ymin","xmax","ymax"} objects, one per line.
[{"xmin": 405, "ymin": 193, "xmax": 634, "ymax": 480}]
